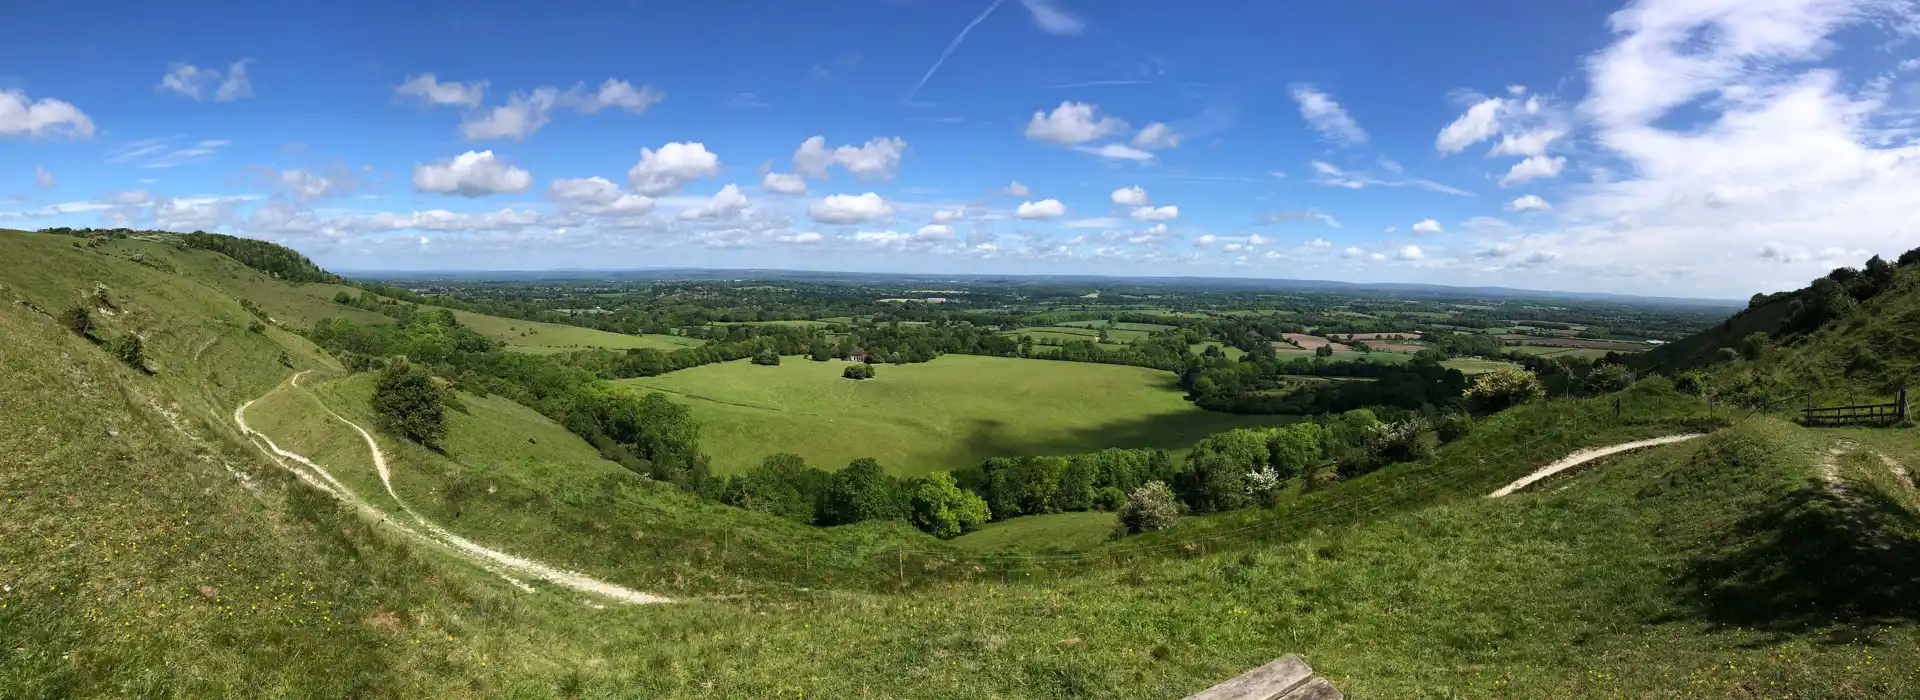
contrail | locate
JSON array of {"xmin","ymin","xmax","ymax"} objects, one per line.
[{"xmin": 903, "ymin": 0, "xmax": 1009, "ymax": 103}]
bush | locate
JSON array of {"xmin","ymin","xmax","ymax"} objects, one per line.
[
  {"xmin": 750, "ymin": 348, "xmax": 781, "ymax": 366},
  {"xmin": 1117, "ymin": 481, "xmax": 1180, "ymax": 534},
  {"xmin": 1673, "ymin": 371, "xmax": 1707, "ymax": 395},
  {"xmin": 1738, "ymin": 332, "xmax": 1769, "ymax": 361},
  {"xmin": 371, "ymin": 360, "xmax": 448, "ymax": 446},
  {"xmin": 842, "ymin": 363, "xmax": 874, "ymax": 380},
  {"xmin": 110, "ymin": 334, "xmax": 145, "ymax": 370},
  {"xmin": 1586, "ymin": 363, "xmax": 1637, "ymax": 394},
  {"xmin": 59, "ymin": 305, "xmax": 93, "ymax": 337},
  {"xmin": 906, "ymin": 472, "xmax": 991, "ymax": 538},
  {"xmin": 818, "ymin": 458, "xmax": 902, "ymax": 525},
  {"xmin": 248, "ymin": 320, "xmax": 267, "ymax": 334},
  {"xmin": 718, "ymin": 453, "xmax": 826, "ymax": 523},
  {"xmin": 1464, "ymin": 365, "xmax": 1544, "ymax": 413},
  {"xmin": 1435, "ymin": 412, "xmax": 1472, "ymax": 444}
]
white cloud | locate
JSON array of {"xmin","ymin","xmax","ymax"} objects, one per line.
[
  {"xmin": 1499, "ymin": 155, "xmax": 1565, "ymax": 186},
  {"xmin": 1308, "ymin": 160, "xmax": 1472, "ymax": 196},
  {"xmin": 1411, "ymin": 218, "xmax": 1444, "ymax": 234},
  {"xmin": 397, "ymin": 74, "xmax": 488, "ymax": 108},
  {"xmin": 278, "ymin": 168, "xmax": 335, "ymax": 199},
  {"xmin": 761, "ymin": 172, "xmax": 807, "ymax": 195},
  {"xmin": 1025, "ymin": 101, "xmax": 1128, "ymax": 144},
  {"xmin": 1195, "ymin": 234, "xmax": 1219, "ymax": 248},
  {"xmin": 1130, "ymin": 205, "xmax": 1178, "ymax": 222},
  {"xmin": 359, "ymin": 208, "xmax": 542, "ymax": 233},
  {"xmin": 1396, "ymin": 245, "xmax": 1426, "ymax": 261},
  {"xmin": 1341, "ymin": 246, "xmax": 1367, "ymax": 259},
  {"xmin": 1016, "ymin": 199, "xmax": 1068, "ymax": 219},
  {"xmin": 576, "ymin": 79, "xmax": 663, "ymax": 114},
  {"xmin": 1489, "ymin": 128, "xmax": 1565, "ymax": 158},
  {"xmin": 1131, "ymin": 122, "xmax": 1183, "ymax": 150},
  {"xmin": 915, "ymin": 224, "xmax": 955, "ymax": 241},
  {"xmin": 34, "ymin": 166, "xmax": 54, "ymax": 188},
  {"xmin": 1076, "ymin": 143, "xmax": 1155, "ymax": 161},
  {"xmin": 1506, "ymin": 194, "xmax": 1552, "ymax": 212},
  {"xmin": 0, "ymin": 89, "xmax": 95, "ymax": 139},
  {"xmin": 791, "ymin": 135, "xmax": 909, "ymax": 180},
  {"xmin": 1064, "ymin": 217, "xmax": 1124, "ymax": 229},
  {"xmin": 1309, "ymin": 238, "xmax": 1332, "ymax": 248},
  {"xmin": 1001, "ymin": 181, "xmax": 1032, "ymax": 197},
  {"xmin": 459, "ymin": 88, "xmax": 564, "ymax": 141},
  {"xmin": 412, "ymin": 150, "xmax": 533, "ymax": 197},
  {"xmin": 1289, "ymin": 84, "xmax": 1367, "ymax": 145},
  {"xmin": 788, "ymin": 231, "xmax": 824, "ymax": 245},
  {"xmin": 678, "ymin": 184, "xmax": 749, "ymax": 220},
  {"xmin": 1111, "ymin": 185, "xmax": 1149, "ymax": 206},
  {"xmin": 1247, "ymin": 234, "xmax": 1271, "ymax": 246},
  {"xmin": 1369, "ymin": 252, "xmax": 1387, "ymax": 261},
  {"xmin": 1259, "ymin": 209, "xmax": 1342, "ymax": 228},
  {"xmin": 1523, "ymin": 251, "xmax": 1561, "ymax": 265},
  {"xmin": 1476, "ymin": 242, "xmax": 1515, "ymax": 258},
  {"xmin": 549, "ymin": 176, "xmax": 655, "ymax": 215},
  {"xmin": 1016, "ymin": 0, "xmax": 1085, "ymax": 34},
  {"xmin": 1436, "ymin": 97, "xmax": 1505, "ymax": 154},
  {"xmin": 810, "ymin": 192, "xmax": 892, "ymax": 224},
  {"xmin": 931, "ymin": 208, "xmax": 964, "ymax": 224},
  {"xmin": 214, "ymin": 59, "xmax": 253, "ymax": 101},
  {"xmin": 628, "ymin": 142, "xmax": 720, "ymax": 195}
]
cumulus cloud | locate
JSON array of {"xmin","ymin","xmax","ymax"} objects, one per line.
[
  {"xmin": 0, "ymin": 89, "xmax": 95, "ymax": 139},
  {"xmin": 915, "ymin": 224, "xmax": 955, "ymax": 241},
  {"xmin": 1130, "ymin": 205, "xmax": 1178, "ymax": 222},
  {"xmin": 1289, "ymin": 84, "xmax": 1367, "ymax": 145},
  {"xmin": 1411, "ymin": 218, "xmax": 1444, "ymax": 234},
  {"xmin": 1194, "ymin": 234, "xmax": 1219, "ymax": 248},
  {"xmin": 1341, "ymin": 246, "xmax": 1367, "ymax": 259},
  {"xmin": 1111, "ymin": 186, "xmax": 1149, "ymax": 206},
  {"xmin": 791, "ymin": 135, "xmax": 910, "ymax": 180},
  {"xmin": 1025, "ymin": 101, "xmax": 1128, "ymax": 144},
  {"xmin": 157, "ymin": 60, "xmax": 253, "ymax": 102},
  {"xmin": 549, "ymin": 176, "xmax": 655, "ymax": 215},
  {"xmin": 1131, "ymin": 122, "xmax": 1183, "ymax": 150},
  {"xmin": 809, "ymin": 192, "xmax": 892, "ymax": 224},
  {"xmin": 628, "ymin": 142, "xmax": 720, "ymax": 195},
  {"xmin": 1500, "ymin": 155, "xmax": 1565, "ymax": 186},
  {"xmin": 575, "ymin": 79, "xmax": 664, "ymax": 114},
  {"xmin": 1506, "ymin": 194, "xmax": 1552, "ymax": 212},
  {"xmin": 412, "ymin": 150, "xmax": 533, "ymax": 197},
  {"xmin": 397, "ymin": 73, "xmax": 488, "ymax": 108},
  {"xmin": 459, "ymin": 88, "xmax": 565, "ymax": 141},
  {"xmin": 1001, "ymin": 181, "xmax": 1032, "ymax": 197},
  {"xmin": 1436, "ymin": 97, "xmax": 1505, "ymax": 154},
  {"xmin": 1076, "ymin": 143, "xmax": 1155, "ymax": 161},
  {"xmin": 761, "ymin": 172, "xmax": 806, "ymax": 195},
  {"xmin": 277, "ymin": 168, "xmax": 337, "ymax": 199},
  {"xmin": 1016, "ymin": 199, "xmax": 1068, "ymax": 219},
  {"xmin": 1396, "ymin": 245, "xmax": 1426, "ymax": 261},
  {"xmin": 678, "ymin": 184, "xmax": 749, "ymax": 220},
  {"xmin": 1476, "ymin": 242, "xmax": 1516, "ymax": 258},
  {"xmin": 931, "ymin": 208, "xmax": 964, "ymax": 224}
]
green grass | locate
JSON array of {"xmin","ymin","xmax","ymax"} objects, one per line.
[
  {"xmin": 449, "ymin": 309, "xmax": 702, "ymax": 353},
  {"xmin": 1442, "ymin": 357, "xmax": 1520, "ymax": 375},
  {"xmin": 1508, "ymin": 345, "xmax": 1619, "ymax": 360},
  {"xmin": 1271, "ymin": 347, "xmax": 1413, "ymax": 364},
  {"xmin": 1189, "ymin": 341, "xmax": 1247, "ymax": 360},
  {"xmin": 617, "ymin": 355, "xmax": 1287, "ymax": 475},
  {"xmin": 950, "ymin": 511, "xmax": 1118, "ymax": 551}
]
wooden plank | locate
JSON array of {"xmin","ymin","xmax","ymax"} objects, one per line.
[
  {"xmin": 1183, "ymin": 655, "xmax": 1314, "ymax": 700},
  {"xmin": 1276, "ymin": 678, "xmax": 1343, "ymax": 700}
]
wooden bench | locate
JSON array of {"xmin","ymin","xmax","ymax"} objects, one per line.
[{"xmin": 1181, "ymin": 655, "xmax": 1341, "ymax": 700}]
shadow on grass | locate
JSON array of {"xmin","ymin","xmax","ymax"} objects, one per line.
[
  {"xmin": 942, "ymin": 408, "xmax": 1289, "ymax": 466},
  {"xmin": 1678, "ymin": 481, "xmax": 1920, "ymax": 635}
]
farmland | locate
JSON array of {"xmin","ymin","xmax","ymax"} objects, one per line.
[
  {"xmin": 618, "ymin": 354, "xmax": 1285, "ymax": 475},
  {"xmin": 451, "ymin": 309, "xmax": 703, "ymax": 353}
]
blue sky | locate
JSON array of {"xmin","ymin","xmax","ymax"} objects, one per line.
[{"xmin": 4, "ymin": 0, "xmax": 1919, "ymax": 298}]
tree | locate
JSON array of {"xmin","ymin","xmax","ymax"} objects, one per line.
[
  {"xmin": 1175, "ymin": 429, "xmax": 1268, "ymax": 512},
  {"xmin": 371, "ymin": 360, "xmax": 447, "ymax": 446},
  {"xmin": 1315, "ymin": 345, "xmax": 1334, "ymax": 358},
  {"xmin": 1353, "ymin": 340, "xmax": 1372, "ymax": 353},
  {"xmin": 719, "ymin": 453, "xmax": 827, "ymax": 523},
  {"xmin": 59, "ymin": 306, "xmax": 93, "ymax": 337},
  {"xmin": 248, "ymin": 320, "xmax": 267, "ymax": 334},
  {"xmin": 1737, "ymin": 332, "xmax": 1769, "ymax": 361},
  {"xmin": 818, "ymin": 458, "xmax": 902, "ymax": 525},
  {"xmin": 1464, "ymin": 365, "xmax": 1544, "ymax": 414},
  {"xmin": 1117, "ymin": 481, "xmax": 1180, "ymax": 534},
  {"xmin": 842, "ymin": 363, "xmax": 874, "ymax": 380},
  {"xmin": 751, "ymin": 347, "xmax": 781, "ymax": 366},
  {"xmin": 111, "ymin": 334, "xmax": 145, "ymax": 370},
  {"xmin": 1586, "ymin": 363, "xmax": 1637, "ymax": 393},
  {"xmin": 906, "ymin": 472, "xmax": 990, "ymax": 538}
]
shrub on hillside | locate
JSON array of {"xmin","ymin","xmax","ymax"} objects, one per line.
[
  {"xmin": 1586, "ymin": 363, "xmax": 1637, "ymax": 394},
  {"xmin": 751, "ymin": 348, "xmax": 781, "ymax": 366},
  {"xmin": 1464, "ymin": 365, "xmax": 1544, "ymax": 413},
  {"xmin": 110, "ymin": 334, "xmax": 146, "ymax": 371},
  {"xmin": 59, "ymin": 305, "xmax": 93, "ymax": 337},
  {"xmin": 1435, "ymin": 412, "xmax": 1472, "ymax": 444},
  {"xmin": 248, "ymin": 320, "xmax": 267, "ymax": 334},
  {"xmin": 818, "ymin": 458, "xmax": 903, "ymax": 525},
  {"xmin": 371, "ymin": 360, "xmax": 448, "ymax": 447},
  {"xmin": 907, "ymin": 472, "xmax": 990, "ymax": 538},
  {"xmin": 842, "ymin": 363, "xmax": 874, "ymax": 380},
  {"xmin": 718, "ymin": 453, "xmax": 827, "ymax": 523},
  {"xmin": 1117, "ymin": 481, "xmax": 1180, "ymax": 534}
]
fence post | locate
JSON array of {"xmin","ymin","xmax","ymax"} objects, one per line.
[{"xmin": 896, "ymin": 546, "xmax": 905, "ymax": 591}]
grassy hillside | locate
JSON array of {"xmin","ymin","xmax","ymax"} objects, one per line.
[{"xmin": 619, "ymin": 355, "xmax": 1286, "ymax": 475}]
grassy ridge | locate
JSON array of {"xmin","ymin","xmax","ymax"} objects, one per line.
[
  {"xmin": 448, "ymin": 309, "xmax": 702, "ymax": 354},
  {"xmin": 619, "ymin": 355, "xmax": 1288, "ymax": 475}
]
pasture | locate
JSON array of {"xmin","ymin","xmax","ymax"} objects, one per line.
[
  {"xmin": 1282, "ymin": 333, "xmax": 1349, "ymax": 351},
  {"xmin": 950, "ymin": 511, "xmax": 1117, "ymax": 551},
  {"xmin": 1441, "ymin": 357, "xmax": 1520, "ymax": 375},
  {"xmin": 451, "ymin": 309, "xmax": 703, "ymax": 353},
  {"xmin": 617, "ymin": 354, "xmax": 1285, "ymax": 475},
  {"xmin": 1508, "ymin": 345, "xmax": 1623, "ymax": 360},
  {"xmin": 1007, "ymin": 324, "xmax": 1156, "ymax": 343}
]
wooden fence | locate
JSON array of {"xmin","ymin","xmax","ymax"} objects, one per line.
[
  {"xmin": 1181, "ymin": 655, "xmax": 1341, "ymax": 700},
  {"xmin": 1801, "ymin": 387, "xmax": 1908, "ymax": 426}
]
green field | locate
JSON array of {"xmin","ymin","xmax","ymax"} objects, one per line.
[
  {"xmin": 1441, "ymin": 357, "xmax": 1521, "ymax": 375},
  {"xmin": 1007, "ymin": 324, "xmax": 1154, "ymax": 344},
  {"xmin": 450, "ymin": 309, "xmax": 703, "ymax": 353},
  {"xmin": 618, "ymin": 355, "xmax": 1286, "ymax": 475},
  {"xmin": 1189, "ymin": 341, "xmax": 1247, "ymax": 360},
  {"xmin": 1271, "ymin": 347, "xmax": 1415, "ymax": 364},
  {"xmin": 1508, "ymin": 345, "xmax": 1621, "ymax": 360},
  {"xmin": 1057, "ymin": 320, "xmax": 1176, "ymax": 333},
  {"xmin": 950, "ymin": 511, "xmax": 1118, "ymax": 551}
]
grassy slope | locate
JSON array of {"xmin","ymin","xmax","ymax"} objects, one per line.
[
  {"xmin": 618, "ymin": 355, "xmax": 1287, "ymax": 475},
  {"xmin": 951, "ymin": 511, "xmax": 1118, "ymax": 551},
  {"xmin": 449, "ymin": 309, "xmax": 702, "ymax": 354}
]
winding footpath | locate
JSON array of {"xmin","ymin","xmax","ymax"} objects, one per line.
[
  {"xmin": 1488, "ymin": 433, "xmax": 1706, "ymax": 498},
  {"xmin": 236, "ymin": 371, "xmax": 669, "ymax": 605}
]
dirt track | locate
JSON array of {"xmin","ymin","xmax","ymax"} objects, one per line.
[{"xmin": 1489, "ymin": 434, "xmax": 1705, "ymax": 498}]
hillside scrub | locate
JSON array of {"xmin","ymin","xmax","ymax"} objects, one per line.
[{"xmin": 371, "ymin": 360, "xmax": 448, "ymax": 446}]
